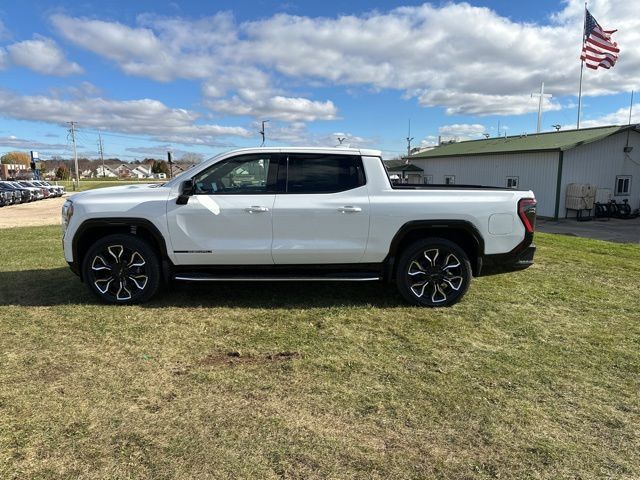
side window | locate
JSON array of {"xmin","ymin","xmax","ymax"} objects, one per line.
[
  {"xmin": 193, "ymin": 154, "xmax": 273, "ymax": 194},
  {"xmin": 615, "ymin": 175, "xmax": 631, "ymax": 196},
  {"xmin": 285, "ymin": 154, "xmax": 366, "ymax": 193},
  {"xmin": 444, "ymin": 175, "xmax": 455, "ymax": 185},
  {"xmin": 506, "ymin": 176, "xmax": 519, "ymax": 189}
]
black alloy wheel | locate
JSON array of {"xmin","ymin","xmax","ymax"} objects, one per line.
[
  {"xmin": 82, "ymin": 234, "xmax": 160, "ymax": 304},
  {"xmin": 396, "ymin": 238, "xmax": 472, "ymax": 307}
]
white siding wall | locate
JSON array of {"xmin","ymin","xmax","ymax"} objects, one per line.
[
  {"xmin": 411, "ymin": 152, "xmax": 559, "ymax": 217},
  {"xmin": 561, "ymin": 131, "xmax": 640, "ymax": 215}
]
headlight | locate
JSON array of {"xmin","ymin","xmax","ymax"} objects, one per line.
[{"xmin": 61, "ymin": 200, "xmax": 74, "ymax": 233}]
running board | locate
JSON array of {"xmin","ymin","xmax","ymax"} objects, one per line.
[{"xmin": 174, "ymin": 274, "xmax": 380, "ymax": 282}]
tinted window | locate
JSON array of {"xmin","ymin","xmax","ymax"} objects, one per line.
[
  {"xmin": 193, "ymin": 154, "xmax": 273, "ymax": 194},
  {"xmin": 285, "ymin": 154, "xmax": 365, "ymax": 193}
]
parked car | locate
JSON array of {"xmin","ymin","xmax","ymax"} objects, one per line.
[
  {"xmin": 62, "ymin": 147, "xmax": 536, "ymax": 306},
  {"xmin": 0, "ymin": 181, "xmax": 32, "ymax": 203},
  {"xmin": 41, "ymin": 181, "xmax": 65, "ymax": 196},
  {"xmin": 5, "ymin": 181, "xmax": 42, "ymax": 201},
  {"xmin": 18, "ymin": 180, "xmax": 50, "ymax": 198},
  {"xmin": 0, "ymin": 190, "xmax": 11, "ymax": 206},
  {"xmin": 30, "ymin": 180, "xmax": 62, "ymax": 197}
]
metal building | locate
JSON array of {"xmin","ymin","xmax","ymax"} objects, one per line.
[
  {"xmin": 384, "ymin": 159, "xmax": 424, "ymax": 184},
  {"xmin": 407, "ymin": 125, "xmax": 640, "ymax": 218}
]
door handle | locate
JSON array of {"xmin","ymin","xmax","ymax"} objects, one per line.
[
  {"xmin": 245, "ymin": 206, "xmax": 269, "ymax": 213},
  {"xmin": 337, "ymin": 206, "xmax": 362, "ymax": 213}
]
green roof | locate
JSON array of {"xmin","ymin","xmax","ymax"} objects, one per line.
[
  {"xmin": 384, "ymin": 159, "xmax": 424, "ymax": 172},
  {"xmin": 409, "ymin": 125, "xmax": 637, "ymax": 159}
]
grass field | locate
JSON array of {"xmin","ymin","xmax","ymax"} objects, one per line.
[
  {"xmin": 0, "ymin": 226, "xmax": 639, "ymax": 479},
  {"xmin": 56, "ymin": 179, "xmax": 164, "ymax": 193}
]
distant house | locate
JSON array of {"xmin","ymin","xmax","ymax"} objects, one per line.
[
  {"xmin": 406, "ymin": 124, "xmax": 640, "ymax": 219},
  {"xmin": 130, "ymin": 165, "xmax": 152, "ymax": 179},
  {"xmin": 95, "ymin": 165, "xmax": 117, "ymax": 178},
  {"xmin": 114, "ymin": 164, "xmax": 133, "ymax": 178},
  {"xmin": 81, "ymin": 169, "xmax": 95, "ymax": 178},
  {"xmin": 384, "ymin": 159, "xmax": 424, "ymax": 184}
]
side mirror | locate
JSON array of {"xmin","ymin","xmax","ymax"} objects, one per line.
[{"xmin": 176, "ymin": 179, "xmax": 195, "ymax": 205}]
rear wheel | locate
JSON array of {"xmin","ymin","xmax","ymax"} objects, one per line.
[
  {"xmin": 396, "ymin": 238, "xmax": 472, "ymax": 307},
  {"xmin": 82, "ymin": 234, "xmax": 160, "ymax": 304}
]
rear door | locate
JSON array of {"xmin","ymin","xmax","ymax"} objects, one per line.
[
  {"xmin": 271, "ymin": 153, "xmax": 370, "ymax": 264},
  {"xmin": 166, "ymin": 153, "xmax": 278, "ymax": 265}
]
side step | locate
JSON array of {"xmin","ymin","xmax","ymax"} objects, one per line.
[{"xmin": 174, "ymin": 273, "xmax": 381, "ymax": 282}]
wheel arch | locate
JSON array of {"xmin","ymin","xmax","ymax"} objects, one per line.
[
  {"xmin": 384, "ymin": 220, "xmax": 484, "ymax": 279},
  {"xmin": 72, "ymin": 218, "xmax": 169, "ymax": 281}
]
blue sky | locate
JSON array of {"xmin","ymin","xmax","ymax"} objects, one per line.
[{"xmin": 0, "ymin": 0, "xmax": 638, "ymax": 161}]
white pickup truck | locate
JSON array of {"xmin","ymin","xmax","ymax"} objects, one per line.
[{"xmin": 62, "ymin": 148, "xmax": 536, "ymax": 307}]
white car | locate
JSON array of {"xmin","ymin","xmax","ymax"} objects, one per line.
[{"xmin": 62, "ymin": 148, "xmax": 536, "ymax": 306}]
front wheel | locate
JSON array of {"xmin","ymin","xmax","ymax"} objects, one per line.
[
  {"xmin": 396, "ymin": 238, "xmax": 472, "ymax": 307},
  {"xmin": 82, "ymin": 234, "xmax": 161, "ymax": 304}
]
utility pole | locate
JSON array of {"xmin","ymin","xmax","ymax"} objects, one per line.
[
  {"xmin": 531, "ymin": 82, "xmax": 552, "ymax": 133},
  {"xmin": 68, "ymin": 121, "xmax": 79, "ymax": 186},
  {"xmin": 97, "ymin": 132, "xmax": 105, "ymax": 178},
  {"xmin": 628, "ymin": 90, "xmax": 635, "ymax": 125},
  {"xmin": 406, "ymin": 119, "xmax": 414, "ymax": 161}
]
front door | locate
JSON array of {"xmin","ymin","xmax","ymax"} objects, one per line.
[
  {"xmin": 166, "ymin": 153, "xmax": 278, "ymax": 265},
  {"xmin": 272, "ymin": 153, "xmax": 370, "ymax": 264}
]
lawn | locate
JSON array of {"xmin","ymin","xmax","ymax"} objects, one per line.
[
  {"xmin": 55, "ymin": 179, "xmax": 164, "ymax": 193},
  {"xmin": 0, "ymin": 226, "xmax": 638, "ymax": 479}
]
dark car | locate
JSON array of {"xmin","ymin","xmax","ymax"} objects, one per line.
[{"xmin": 0, "ymin": 182, "xmax": 31, "ymax": 203}]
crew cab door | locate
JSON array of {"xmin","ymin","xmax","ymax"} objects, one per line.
[
  {"xmin": 272, "ymin": 153, "xmax": 370, "ymax": 264},
  {"xmin": 166, "ymin": 153, "xmax": 278, "ymax": 265}
]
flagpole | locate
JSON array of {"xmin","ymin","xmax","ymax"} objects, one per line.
[
  {"xmin": 576, "ymin": 2, "xmax": 587, "ymax": 129},
  {"xmin": 576, "ymin": 64, "xmax": 584, "ymax": 130}
]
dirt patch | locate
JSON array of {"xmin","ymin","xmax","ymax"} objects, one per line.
[
  {"xmin": 170, "ymin": 351, "xmax": 302, "ymax": 375},
  {"xmin": 0, "ymin": 195, "xmax": 70, "ymax": 229},
  {"xmin": 200, "ymin": 351, "xmax": 302, "ymax": 367}
]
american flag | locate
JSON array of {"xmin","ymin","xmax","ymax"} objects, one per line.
[{"xmin": 580, "ymin": 9, "xmax": 619, "ymax": 70}]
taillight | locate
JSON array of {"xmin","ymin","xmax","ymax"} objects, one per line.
[{"xmin": 518, "ymin": 198, "xmax": 536, "ymax": 233}]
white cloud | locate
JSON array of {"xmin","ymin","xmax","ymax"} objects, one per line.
[
  {"xmin": 45, "ymin": 1, "xmax": 640, "ymax": 118},
  {"xmin": 253, "ymin": 121, "xmax": 373, "ymax": 147},
  {"xmin": 0, "ymin": 19, "xmax": 9, "ymax": 41},
  {"xmin": 51, "ymin": 13, "xmax": 335, "ymax": 122},
  {"xmin": 0, "ymin": 89, "xmax": 251, "ymax": 146},
  {"xmin": 0, "ymin": 135, "xmax": 68, "ymax": 151},
  {"xmin": 438, "ymin": 123, "xmax": 487, "ymax": 140},
  {"xmin": 0, "ymin": 47, "xmax": 7, "ymax": 70},
  {"xmin": 50, "ymin": 13, "xmax": 235, "ymax": 82},
  {"xmin": 418, "ymin": 124, "xmax": 488, "ymax": 146},
  {"xmin": 418, "ymin": 91, "xmax": 563, "ymax": 117},
  {"xmin": 7, "ymin": 36, "xmax": 83, "ymax": 76},
  {"xmin": 207, "ymin": 94, "xmax": 337, "ymax": 122},
  {"xmin": 574, "ymin": 106, "xmax": 640, "ymax": 129},
  {"xmin": 238, "ymin": 1, "xmax": 638, "ymax": 113},
  {"xmin": 125, "ymin": 145, "xmax": 209, "ymax": 159}
]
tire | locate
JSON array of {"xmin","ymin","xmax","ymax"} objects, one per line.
[
  {"xmin": 81, "ymin": 234, "xmax": 161, "ymax": 304},
  {"xmin": 396, "ymin": 238, "xmax": 472, "ymax": 307}
]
